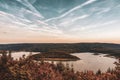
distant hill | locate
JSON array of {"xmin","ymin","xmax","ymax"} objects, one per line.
[{"xmin": 0, "ymin": 43, "xmax": 120, "ymax": 57}]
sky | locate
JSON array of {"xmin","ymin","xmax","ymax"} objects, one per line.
[{"xmin": 0, "ymin": 0, "xmax": 120, "ymax": 44}]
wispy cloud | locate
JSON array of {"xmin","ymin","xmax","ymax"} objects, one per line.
[
  {"xmin": 0, "ymin": 0, "xmax": 120, "ymax": 43},
  {"xmin": 59, "ymin": 15, "xmax": 89, "ymax": 26},
  {"xmin": 16, "ymin": 0, "xmax": 44, "ymax": 18},
  {"xmin": 96, "ymin": 8, "xmax": 111, "ymax": 15},
  {"xmin": 71, "ymin": 20, "xmax": 118, "ymax": 32},
  {"xmin": 26, "ymin": 10, "xmax": 43, "ymax": 18},
  {"xmin": 71, "ymin": 15, "xmax": 89, "ymax": 22},
  {"xmin": 45, "ymin": 0, "xmax": 96, "ymax": 22},
  {"xmin": 69, "ymin": 20, "xmax": 119, "ymax": 36}
]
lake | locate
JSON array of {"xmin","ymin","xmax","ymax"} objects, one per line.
[
  {"xmin": 70, "ymin": 53, "xmax": 116, "ymax": 72},
  {"xmin": 9, "ymin": 52, "xmax": 117, "ymax": 73}
]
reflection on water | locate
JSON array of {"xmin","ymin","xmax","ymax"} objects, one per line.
[
  {"xmin": 11, "ymin": 52, "xmax": 39, "ymax": 59},
  {"xmin": 10, "ymin": 52, "xmax": 117, "ymax": 72},
  {"xmin": 70, "ymin": 53, "xmax": 117, "ymax": 72}
]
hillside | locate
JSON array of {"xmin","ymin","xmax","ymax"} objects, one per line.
[{"xmin": 0, "ymin": 43, "xmax": 120, "ymax": 57}]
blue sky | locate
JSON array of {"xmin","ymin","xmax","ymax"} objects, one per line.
[{"xmin": 0, "ymin": 0, "xmax": 120, "ymax": 43}]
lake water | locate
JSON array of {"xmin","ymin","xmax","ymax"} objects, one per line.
[
  {"xmin": 70, "ymin": 53, "xmax": 117, "ymax": 72},
  {"xmin": 9, "ymin": 52, "xmax": 117, "ymax": 73},
  {"xmin": 10, "ymin": 51, "xmax": 39, "ymax": 59}
]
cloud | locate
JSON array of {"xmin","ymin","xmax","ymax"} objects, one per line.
[
  {"xmin": 0, "ymin": 11, "xmax": 16, "ymax": 22},
  {"xmin": 71, "ymin": 15, "xmax": 89, "ymax": 22},
  {"xmin": 36, "ymin": 20, "xmax": 49, "ymax": 26},
  {"xmin": 0, "ymin": 11, "xmax": 32, "ymax": 28},
  {"xmin": 59, "ymin": 15, "xmax": 89, "ymax": 26},
  {"xmin": 78, "ymin": 20, "xmax": 118, "ymax": 31},
  {"xmin": 96, "ymin": 8, "xmax": 111, "ymax": 15},
  {"xmin": 0, "ymin": 11, "xmax": 15, "ymax": 18},
  {"xmin": 0, "ymin": 10, "xmax": 64, "ymax": 36},
  {"xmin": 16, "ymin": 0, "xmax": 44, "ymax": 18},
  {"xmin": 26, "ymin": 10, "xmax": 43, "ymax": 18},
  {"xmin": 100, "ymin": 20, "xmax": 118, "ymax": 26},
  {"xmin": 67, "ymin": 20, "xmax": 118, "ymax": 34},
  {"xmin": 0, "ymin": 0, "xmax": 120, "ymax": 43},
  {"xmin": 45, "ymin": 0, "xmax": 96, "ymax": 22}
]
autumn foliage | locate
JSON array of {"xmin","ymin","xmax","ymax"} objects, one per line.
[{"xmin": 0, "ymin": 51, "xmax": 120, "ymax": 80}]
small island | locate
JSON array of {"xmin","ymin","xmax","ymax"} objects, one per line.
[{"xmin": 30, "ymin": 51, "xmax": 80, "ymax": 61}]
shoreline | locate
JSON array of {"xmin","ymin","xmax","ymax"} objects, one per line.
[{"xmin": 37, "ymin": 58, "xmax": 80, "ymax": 61}]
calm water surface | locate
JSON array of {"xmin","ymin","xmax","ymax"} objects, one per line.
[
  {"xmin": 70, "ymin": 53, "xmax": 116, "ymax": 72},
  {"xmin": 11, "ymin": 52, "xmax": 117, "ymax": 72},
  {"xmin": 11, "ymin": 51, "xmax": 39, "ymax": 59}
]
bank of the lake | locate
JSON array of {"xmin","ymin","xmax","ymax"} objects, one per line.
[{"xmin": 6, "ymin": 51, "xmax": 117, "ymax": 73}]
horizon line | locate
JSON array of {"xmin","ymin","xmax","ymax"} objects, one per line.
[{"xmin": 0, "ymin": 42, "xmax": 120, "ymax": 45}]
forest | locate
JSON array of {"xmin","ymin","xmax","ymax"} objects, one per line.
[
  {"xmin": 0, "ymin": 50, "xmax": 120, "ymax": 80},
  {"xmin": 0, "ymin": 43, "xmax": 120, "ymax": 57}
]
